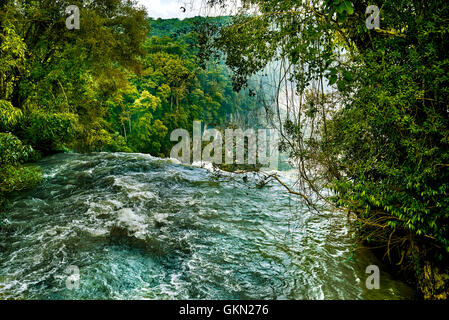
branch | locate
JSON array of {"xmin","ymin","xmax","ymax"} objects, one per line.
[{"xmin": 264, "ymin": 173, "xmax": 316, "ymax": 209}]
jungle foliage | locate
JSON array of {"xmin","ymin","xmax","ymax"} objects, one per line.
[
  {"xmin": 1, "ymin": 0, "xmax": 148, "ymax": 204},
  {"xmin": 201, "ymin": 0, "xmax": 449, "ymax": 294},
  {"xmin": 0, "ymin": 2, "xmax": 260, "ymax": 206},
  {"xmin": 106, "ymin": 17, "xmax": 262, "ymax": 157}
]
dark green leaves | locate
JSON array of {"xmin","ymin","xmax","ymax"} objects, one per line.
[
  {"xmin": 0, "ymin": 133, "xmax": 34, "ymax": 166},
  {"xmin": 337, "ymin": 1, "xmax": 354, "ymax": 15}
]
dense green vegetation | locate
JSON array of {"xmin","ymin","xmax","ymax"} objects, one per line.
[
  {"xmin": 107, "ymin": 17, "xmax": 261, "ymax": 157},
  {"xmin": 202, "ymin": 0, "xmax": 449, "ymax": 298},
  {"xmin": 0, "ymin": 2, "xmax": 260, "ymax": 206},
  {"xmin": 1, "ymin": 0, "xmax": 148, "ymax": 202}
]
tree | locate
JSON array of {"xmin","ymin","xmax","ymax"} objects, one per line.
[
  {"xmin": 107, "ymin": 18, "xmax": 264, "ymax": 157},
  {"xmin": 203, "ymin": 0, "xmax": 449, "ymax": 298},
  {"xmin": 1, "ymin": 0, "xmax": 150, "ymax": 208}
]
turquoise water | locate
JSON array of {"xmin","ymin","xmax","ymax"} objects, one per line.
[{"xmin": 0, "ymin": 153, "xmax": 415, "ymax": 299}]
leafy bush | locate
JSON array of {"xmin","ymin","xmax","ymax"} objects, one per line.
[
  {"xmin": 0, "ymin": 133, "xmax": 41, "ymax": 209},
  {"xmin": 0, "ymin": 132, "xmax": 34, "ymax": 166},
  {"xmin": 0, "ymin": 100, "xmax": 22, "ymax": 132},
  {"xmin": 0, "ymin": 165, "xmax": 42, "ymax": 194},
  {"xmin": 85, "ymin": 128, "xmax": 135, "ymax": 153},
  {"xmin": 327, "ymin": 51, "xmax": 449, "ymax": 252},
  {"xmin": 103, "ymin": 133, "xmax": 133, "ymax": 153},
  {"xmin": 20, "ymin": 112, "xmax": 78, "ymax": 153}
]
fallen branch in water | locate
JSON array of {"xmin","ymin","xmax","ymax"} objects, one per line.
[{"xmin": 262, "ymin": 173, "xmax": 316, "ymax": 210}]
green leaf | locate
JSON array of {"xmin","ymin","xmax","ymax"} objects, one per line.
[
  {"xmin": 338, "ymin": 1, "xmax": 354, "ymax": 15},
  {"xmin": 329, "ymin": 75, "xmax": 338, "ymax": 86},
  {"xmin": 343, "ymin": 70, "xmax": 353, "ymax": 81},
  {"xmin": 337, "ymin": 79, "xmax": 346, "ymax": 91}
]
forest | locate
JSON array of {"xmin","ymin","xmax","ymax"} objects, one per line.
[
  {"xmin": 0, "ymin": 4, "xmax": 262, "ymax": 205},
  {"xmin": 1, "ymin": 0, "xmax": 449, "ymax": 300}
]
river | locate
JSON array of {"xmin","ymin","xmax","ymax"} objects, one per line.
[{"xmin": 0, "ymin": 152, "xmax": 415, "ymax": 299}]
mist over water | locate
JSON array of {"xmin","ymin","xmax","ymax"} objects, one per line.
[{"xmin": 0, "ymin": 153, "xmax": 414, "ymax": 299}]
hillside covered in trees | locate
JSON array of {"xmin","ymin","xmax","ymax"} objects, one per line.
[{"xmin": 0, "ymin": 3, "xmax": 261, "ymax": 207}]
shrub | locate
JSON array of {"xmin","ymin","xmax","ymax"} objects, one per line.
[
  {"xmin": 0, "ymin": 132, "xmax": 34, "ymax": 166},
  {"xmin": 0, "ymin": 133, "xmax": 41, "ymax": 210},
  {"xmin": 0, "ymin": 100, "xmax": 22, "ymax": 132},
  {"xmin": 0, "ymin": 165, "xmax": 42, "ymax": 194},
  {"xmin": 20, "ymin": 112, "xmax": 78, "ymax": 153}
]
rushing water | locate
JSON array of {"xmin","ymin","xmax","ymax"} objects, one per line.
[{"xmin": 0, "ymin": 153, "xmax": 415, "ymax": 300}]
